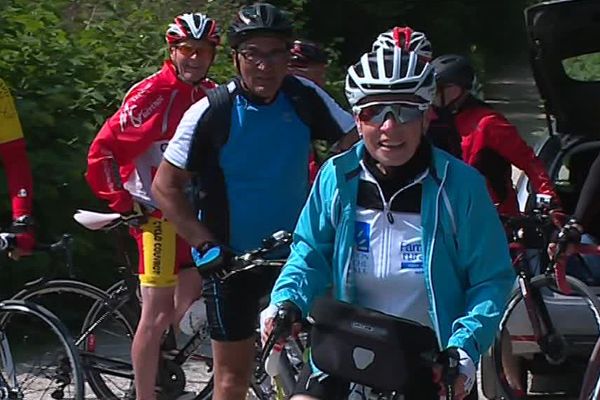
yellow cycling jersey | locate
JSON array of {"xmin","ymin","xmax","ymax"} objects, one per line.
[{"xmin": 0, "ymin": 79, "xmax": 24, "ymax": 145}]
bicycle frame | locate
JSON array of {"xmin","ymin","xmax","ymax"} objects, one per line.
[
  {"xmin": 73, "ymin": 210, "xmax": 295, "ymax": 398},
  {"xmin": 510, "ymin": 241, "xmax": 566, "ymax": 363},
  {"xmin": 568, "ymin": 243, "xmax": 600, "ymax": 400},
  {"xmin": 0, "ymin": 331, "xmax": 18, "ymax": 396}
]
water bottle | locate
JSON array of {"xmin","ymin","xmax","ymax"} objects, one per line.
[
  {"xmin": 179, "ymin": 299, "xmax": 207, "ymax": 335},
  {"xmin": 264, "ymin": 342, "xmax": 283, "ymax": 377}
]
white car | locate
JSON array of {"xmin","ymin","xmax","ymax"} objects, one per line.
[{"xmin": 481, "ymin": 0, "xmax": 600, "ymax": 398}]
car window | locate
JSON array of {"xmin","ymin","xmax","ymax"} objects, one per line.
[
  {"xmin": 562, "ymin": 52, "xmax": 600, "ymax": 82},
  {"xmin": 554, "ymin": 146, "xmax": 600, "ymax": 213}
]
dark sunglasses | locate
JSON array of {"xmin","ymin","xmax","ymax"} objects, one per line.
[{"xmin": 352, "ymin": 102, "xmax": 426, "ymax": 125}]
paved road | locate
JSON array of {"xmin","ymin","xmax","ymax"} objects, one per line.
[{"xmin": 484, "ymin": 63, "xmax": 548, "ymax": 146}]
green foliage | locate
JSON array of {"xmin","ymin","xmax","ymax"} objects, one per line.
[
  {"xmin": 563, "ymin": 53, "xmax": 600, "ymax": 82},
  {"xmin": 0, "ymin": 0, "xmax": 241, "ymax": 293}
]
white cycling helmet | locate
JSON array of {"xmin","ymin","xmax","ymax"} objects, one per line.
[
  {"xmin": 166, "ymin": 13, "xmax": 220, "ymax": 45},
  {"xmin": 371, "ymin": 27, "xmax": 432, "ymax": 61},
  {"xmin": 345, "ymin": 45, "xmax": 436, "ymax": 107}
]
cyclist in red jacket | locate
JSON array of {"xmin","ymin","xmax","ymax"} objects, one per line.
[
  {"xmin": 0, "ymin": 78, "xmax": 35, "ymax": 259},
  {"xmin": 85, "ymin": 13, "xmax": 219, "ymax": 400},
  {"xmin": 429, "ymin": 54, "xmax": 558, "ymax": 215}
]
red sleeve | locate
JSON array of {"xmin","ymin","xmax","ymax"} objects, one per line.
[
  {"xmin": 0, "ymin": 138, "xmax": 33, "ymax": 219},
  {"xmin": 85, "ymin": 83, "xmax": 168, "ymax": 213},
  {"xmin": 481, "ymin": 114, "xmax": 557, "ymax": 198}
]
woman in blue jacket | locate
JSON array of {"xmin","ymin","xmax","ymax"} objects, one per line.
[{"xmin": 263, "ymin": 28, "xmax": 514, "ymax": 400}]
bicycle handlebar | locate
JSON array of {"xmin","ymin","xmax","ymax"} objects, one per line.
[
  {"xmin": 500, "ymin": 208, "xmax": 560, "ymax": 237},
  {"xmin": 210, "ymin": 231, "xmax": 292, "ymax": 281},
  {"xmin": 256, "ymin": 302, "xmax": 303, "ymax": 382},
  {"xmin": 0, "ymin": 232, "xmax": 73, "ymax": 254},
  {"xmin": 436, "ymin": 347, "xmax": 460, "ymax": 400},
  {"xmin": 553, "ymin": 243, "xmax": 600, "ymax": 295}
]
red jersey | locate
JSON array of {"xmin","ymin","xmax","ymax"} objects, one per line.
[
  {"xmin": 86, "ymin": 61, "xmax": 216, "ymax": 213},
  {"xmin": 0, "ymin": 79, "xmax": 33, "ymax": 220},
  {"xmin": 456, "ymin": 104, "xmax": 557, "ymax": 215}
]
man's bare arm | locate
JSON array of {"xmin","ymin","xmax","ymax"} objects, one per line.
[{"xmin": 152, "ymin": 160, "xmax": 215, "ymax": 248}]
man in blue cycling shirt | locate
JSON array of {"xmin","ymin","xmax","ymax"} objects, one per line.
[
  {"xmin": 262, "ymin": 28, "xmax": 514, "ymax": 400},
  {"xmin": 152, "ymin": 3, "xmax": 357, "ymax": 399}
]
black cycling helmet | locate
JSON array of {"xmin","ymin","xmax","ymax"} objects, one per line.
[
  {"xmin": 227, "ymin": 3, "xmax": 294, "ymax": 49},
  {"xmin": 290, "ymin": 39, "xmax": 328, "ymax": 66},
  {"xmin": 432, "ymin": 54, "xmax": 475, "ymax": 90}
]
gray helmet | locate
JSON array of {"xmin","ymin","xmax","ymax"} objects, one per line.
[{"xmin": 432, "ymin": 54, "xmax": 475, "ymax": 90}]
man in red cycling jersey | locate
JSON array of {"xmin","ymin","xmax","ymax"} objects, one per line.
[
  {"xmin": 0, "ymin": 78, "xmax": 35, "ymax": 259},
  {"xmin": 85, "ymin": 13, "xmax": 219, "ymax": 400},
  {"xmin": 429, "ymin": 54, "xmax": 558, "ymax": 215}
]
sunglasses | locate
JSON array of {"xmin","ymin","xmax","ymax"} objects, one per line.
[
  {"xmin": 352, "ymin": 102, "xmax": 426, "ymax": 125},
  {"xmin": 176, "ymin": 44, "xmax": 213, "ymax": 57},
  {"xmin": 238, "ymin": 48, "xmax": 289, "ymax": 65}
]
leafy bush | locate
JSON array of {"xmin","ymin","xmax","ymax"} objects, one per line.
[
  {"xmin": 563, "ymin": 53, "xmax": 600, "ymax": 82},
  {"xmin": 0, "ymin": 0, "xmax": 241, "ymax": 293}
]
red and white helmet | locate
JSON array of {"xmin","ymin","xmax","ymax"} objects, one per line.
[
  {"xmin": 371, "ymin": 27, "xmax": 432, "ymax": 61},
  {"xmin": 345, "ymin": 45, "xmax": 436, "ymax": 107},
  {"xmin": 166, "ymin": 13, "xmax": 220, "ymax": 46}
]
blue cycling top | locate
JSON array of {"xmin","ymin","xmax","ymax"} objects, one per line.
[{"xmin": 164, "ymin": 77, "xmax": 354, "ymax": 252}]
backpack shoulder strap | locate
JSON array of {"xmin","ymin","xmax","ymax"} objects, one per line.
[
  {"xmin": 203, "ymin": 79, "xmax": 237, "ymax": 150},
  {"xmin": 187, "ymin": 79, "xmax": 238, "ymax": 174},
  {"xmin": 281, "ymin": 75, "xmax": 347, "ymax": 143},
  {"xmin": 281, "ymin": 75, "xmax": 315, "ymax": 130}
]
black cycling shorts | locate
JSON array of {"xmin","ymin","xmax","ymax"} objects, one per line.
[{"xmin": 203, "ymin": 266, "xmax": 280, "ymax": 341}]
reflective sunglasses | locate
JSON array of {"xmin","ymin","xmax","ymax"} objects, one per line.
[
  {"xmin": 176, "ymin": 44, "xmax": 214, "ymax": 57},
  {"xmin": 352, "ymin": 102, "xmax": 426, "ymax": 125}
]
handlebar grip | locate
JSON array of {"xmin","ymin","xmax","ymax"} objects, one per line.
[
  {"xmin": 256, "ymin": 302, "xmax": 301, "ymax": 380},
  {"xmin": 437, "ymin": 347, "xmax": 460, "ymax": 399}
]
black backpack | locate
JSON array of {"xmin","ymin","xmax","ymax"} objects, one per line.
[{"xmin": 188, "ymin": 75, "xmax": 346, "ymax": 242}]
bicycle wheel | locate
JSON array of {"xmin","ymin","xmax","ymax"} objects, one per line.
[
  {"xmin": 579, "ymin": 337, "xmax": 600, "ymax": 400},
  {"xmin": 11, "ymin": 279, "xmax": 138, "ymax": 399},
  {"xmin": 0, "ymin": 300, "xmax": 85, "ymax": 399},
  {"xmin": 493, "ymin": 274, "xmax": 600, "ymax": 399}
]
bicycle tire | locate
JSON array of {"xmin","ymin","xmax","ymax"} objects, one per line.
[
  {"xmin": 11, "ymin": 279, "xmax": 138, "ymax": 399},
  {"xmin": 579, "ymin": 336, "xmax": 600, "ymax": 400},
  {"xmin": 0, "ymin": 299, "xmax": 85, "ymax": 399},
  {"xmin": 492, "ymin": 274, "xmax": 600, "ymax": 399}
]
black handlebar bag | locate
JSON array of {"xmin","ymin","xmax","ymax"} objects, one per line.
[{"xmin": 309, "ymin": 297, "xmax": 439, "ymax": 392}]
